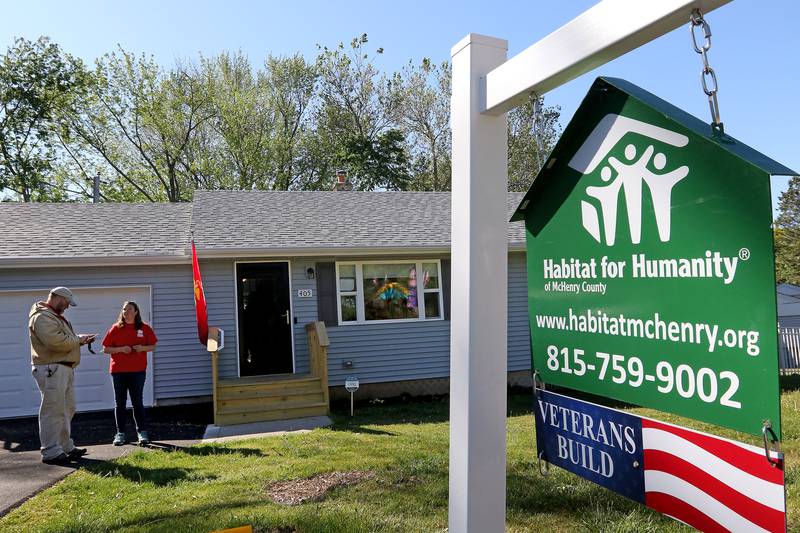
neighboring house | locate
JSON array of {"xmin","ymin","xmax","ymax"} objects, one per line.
[
  {"xmin": 778, "ymin": 283, "xmax": 800, "ymax": 371},
  {"xmin": 778, "ymin": 283, "xmax": 800, "ymax": 328},
  {"xmin": 0, "ymin": 190, "xmax": 531, "ymax": 421}
]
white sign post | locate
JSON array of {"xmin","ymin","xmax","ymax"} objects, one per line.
[
  {"xmin": 449, "ymin": 1, "xmax": 732, "ymax": 532},
  {"xmin": 345, "ymin": 376, "xmax": 359, "ymax": 417}
]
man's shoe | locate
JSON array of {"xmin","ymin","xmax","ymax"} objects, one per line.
[
  {"xmin": 136, "ymin": 431, "xmax": 150, "ymax": 446},
  {"xmin": 113, "ymin": 432, "xmax": 125, "ymax": 446},
  {"xmin": 67, "ymin": 447, "xmax": 88, "ymax": 459},
  {"xmin": 42, "ymin": 453, "xmax": 69, "ymax": 465}
]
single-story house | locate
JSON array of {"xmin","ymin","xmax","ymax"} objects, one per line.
[
  {"xmin": 778, "ymin": 283, "xmax": 800, "ymax": 328},
  {"xmin": 0, "ymin": 190, "xmax": 532, "ymax": 422},
  {"xmin": 778, "ymin": 283, "xmax": 800, "ymax": 371}
]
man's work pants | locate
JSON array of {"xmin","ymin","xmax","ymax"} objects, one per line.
[{"xmin": 32, "ymin": 364, "xmax": 76, "ymax": 460}]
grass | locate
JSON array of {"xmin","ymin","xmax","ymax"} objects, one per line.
[{"xmin": 2, "ymin": 382, "xmax": 799, "ymax": 533}]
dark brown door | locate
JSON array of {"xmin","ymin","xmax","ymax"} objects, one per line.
[{"xmin": 237, "ymin": 262, "xmax": 293, "ymax": 376}]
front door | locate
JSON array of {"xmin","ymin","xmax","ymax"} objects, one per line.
[{"xmin": 236, "ymin": 262, "xmax": 294, "ymax": 376}]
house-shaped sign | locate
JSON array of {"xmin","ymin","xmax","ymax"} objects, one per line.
[{"xmin": 512, "ymin": 77, "xmax": 797, "ymax": 438}]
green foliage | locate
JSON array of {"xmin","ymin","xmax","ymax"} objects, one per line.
[
  {"xmin": 0, "ymin": 37, "xmax": 91, "ymax": 201},
  {"xmin": 312, "ymin": 34, "xmax": 410, "ymax": 191},
  {"xmin": 508, "ymin": 95, "xmax": 561, "ymax": 192},
  {"xmin": 395, "ymin": 59, "xmax": 451, "ymax": 191},
  {"xmin": 7, "ymin": 389, "xmax": 800, "ymax": 531},
  {"xmin": 775, "ymin": 175, "xmax": 800, "ymax": 284},
  {"xmin": 1, "ymin": 34, "xmax": 562, "ymax": 201},
  {"xmin": 262, "ymin": 54, "xmax": 317, "ymax": 190},
  {"xmin": 338, "ymin": 129, "xmax": 411, "ymax": 191}
]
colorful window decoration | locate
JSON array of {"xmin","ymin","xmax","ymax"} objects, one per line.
[
  {"xmin": 336, "ymin": 261, "xmax": 443, "ymax": 324},
  {"xmin": 363, "ymin": 263, "xmax": 418, "ymax": 321}
]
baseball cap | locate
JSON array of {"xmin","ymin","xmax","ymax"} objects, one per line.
[{"xmin": 50, "ymin": 286, "xmax": 77, "ymax": 306}]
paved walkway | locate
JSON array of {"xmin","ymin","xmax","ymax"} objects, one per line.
[
  {"xmin": 0, "ymin": 407, "xmax": 332, "ymax": 517},
  {"xmin": 202, "ymin": 415, "xmax": 332, "ymax": 442},
  {"xmin": 0, "ymin": 405, "xmax": 209, "ymax": 517},
  {"xmin": 0, "ymin": 439, "xmax": 200, "ymax": 517}
]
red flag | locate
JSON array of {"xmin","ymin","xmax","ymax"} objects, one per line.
[{"xmin": 191, "ymin": 241, "xmax": 209, "ymax": 345}]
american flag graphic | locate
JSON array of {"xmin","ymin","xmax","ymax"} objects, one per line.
[{"xmin": 642, "ymin": 418, "xmax": 785, "ymax": 533}]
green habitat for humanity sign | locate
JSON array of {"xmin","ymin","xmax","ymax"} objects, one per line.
[{"xmin": 512, "ymin": 77, "xmax": 796, "ymax": 438}]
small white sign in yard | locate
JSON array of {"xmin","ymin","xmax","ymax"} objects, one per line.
[
  {"xmin": 345, "ymin": 377, "xmax": 359, "ymax": 392},
  {"xmin": 345, "ymin": 376, "xmax": 359, "ymax": 416}
]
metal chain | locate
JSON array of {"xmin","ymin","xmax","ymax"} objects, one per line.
[{"xmin": 689, "ymin": 9, "xmax": 723, "ymax": 131}]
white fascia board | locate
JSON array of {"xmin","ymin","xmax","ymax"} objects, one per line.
[{"xmin": 484, "ymin": 0, "xmax": 733, "ymax": 115}]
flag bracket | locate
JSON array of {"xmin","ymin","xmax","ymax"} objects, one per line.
[
  {"xmin": 537, "ymin": 451, "xmax": 550, "ymax": 477},
  {"xmin": 533, "ymin": 371, "xmax": 550, "ymax": 477},
  {"xmin": 762, "ymin": 422, "xmax": 783, "ymax": 467}
]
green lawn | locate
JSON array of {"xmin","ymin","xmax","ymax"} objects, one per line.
[{"xmin": 2, "ymin": 383, "xmax": 798, "ymax": 533}]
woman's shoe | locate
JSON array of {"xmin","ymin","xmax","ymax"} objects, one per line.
[
  {"xmin": 113, "ymin": 432, "xmax": 125, "ymax": 446},
  {"xmin": 137, "ymin": 430, "xmax": 150, "ymax": 446}
]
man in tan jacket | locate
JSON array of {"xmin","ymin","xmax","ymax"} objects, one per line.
[{"xmin": 29, "ymin": 287, "xmax": 96, "ymax": 464}]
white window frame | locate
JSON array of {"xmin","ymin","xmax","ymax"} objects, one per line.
[{"xmin": 335, "ymin": 259, "xmax": 444, "ymax": 325}]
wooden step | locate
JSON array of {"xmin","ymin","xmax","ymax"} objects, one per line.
[
  {"xmin": 217, "ymin": 382, "xmax": 323, "ymax": 401},
  {"xmin": 218, "ymin": 391, "xmax": 325, "ymax": 411},
  {"xmin": 215, "ymin": 401, "xmax": 329, "ymax": 426},
  {"xmin": 217, "ymin": 376, "xmax": 322, "ymax": 397},
  {"xmin": 218, "ymin": 372, "xmax": 312, "ymax": 386}
]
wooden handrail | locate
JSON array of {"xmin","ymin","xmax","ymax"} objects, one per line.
[
  {"xmin": 306, "ymin": 321, "xmax": 330, "ymax": 411},
  {"xmin": 207, "ymin": 326, "xmax": 221, "ymax": 426}
]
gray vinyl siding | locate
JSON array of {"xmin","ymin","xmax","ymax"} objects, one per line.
[
  {"xmin": 780, "ymin": 316, "xmax": 800, "ymax": 328},
  {"xmin": 290, "ymin": 259, "xmax": 321, "ymax": 375},
  {"xmin": 323, "ymin": 252, "xmax": 531, "ymax": 386},
  {"xmin": 1, "ymin": 252, "xmax": 532, "ymax": 399},
  {"xmin": 507, "ymin": 252, "xmax": 532, "ymax": 372},
  {"xmin": 200, "ymin": 260, "xmax": 239, "ymax": 380},
  {"xmin": 0, "ymin": 265, "xmax": 210, "ymax": 400},
  {"xmin": 212, "ymin": 258, "xmax": 318, "ymax": 380}
]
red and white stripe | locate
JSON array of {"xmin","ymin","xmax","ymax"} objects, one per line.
[{"xmin": 642, "ymin": 418, "xmax": 785, "ymax": 533}]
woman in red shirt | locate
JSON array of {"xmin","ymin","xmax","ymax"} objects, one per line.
[{"xmin": 102, "ymin": 301, "xmax": 157, "ymax": 446}]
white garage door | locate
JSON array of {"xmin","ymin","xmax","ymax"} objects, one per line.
[{"xmin": 0, "ymin": 286, "xmax": 154, "ymax": 419}]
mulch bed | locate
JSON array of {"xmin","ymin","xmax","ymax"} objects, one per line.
[{"xmin": 265, "ymin": 471, "xmax": 375, "ymax": 505}]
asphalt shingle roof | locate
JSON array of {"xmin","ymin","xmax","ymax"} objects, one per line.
[
  {"xmin": 0, "ymin": 191, "xmax": 526, "ymax": 263},
  {"xmin": 0, "ymin": 203, "xmax": 192, "ymax": 259},
  {"xmin": 192, "ymin": 190, "xmax": 526, "ymax": 251}
]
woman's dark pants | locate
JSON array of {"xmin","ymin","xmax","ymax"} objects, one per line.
[{"xmin": 112, "ymin": 371, "xmax": 146, "ymax": 433}]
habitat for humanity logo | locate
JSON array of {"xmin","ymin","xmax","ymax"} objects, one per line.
[{"xmin": 569, "ymin": 114, "xmax": 689, "ymax": 246}]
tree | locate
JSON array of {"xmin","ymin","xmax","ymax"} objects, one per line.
[
  {"xmin": 313, "ymin": 34, "xmax": 409, "ymax": 190},
  {"xmin": 396, "ymin": 59, "xmax": 451, "ymax": 191},
  {"xmin": 0, "ymin": 37, "xmax": 90, "ymax": 201},
  {"xmin": 197, "ymin": 51, "xmax": 274, "ymax": 191},
  {"xmin": 262, "ymin": 54, "xmax": 317, "ymax": 190},
  {"xmin": 507, "ymin": 94, "xmax": 561, "ymax": 192},
  {"xmin": 338, "ymin": 129, "xmax": 410, "ymax": 190},
  {"xmin": 70, "ymin": 49, "xmax": 214, "ymax": 202},
  {"xmin": 775, "ymin": 175, "xmax": 800, "ymax": 284}
]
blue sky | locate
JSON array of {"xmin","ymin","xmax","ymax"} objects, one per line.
[{"xmin": 2, "ymin": 1, "xmax": 796, "ymax": 216}]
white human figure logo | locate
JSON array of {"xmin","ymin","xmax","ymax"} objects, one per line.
[
  {"xmin": 569, "ymin": 114, "xmax": 690, "ymax": 245},
  {"xmin": 642, "ymin": 151, "xmax": 689, "ymax": 242},
  {"xmin": 585, "ymin": 159, "xmax": 624, "ymax": 246}
]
